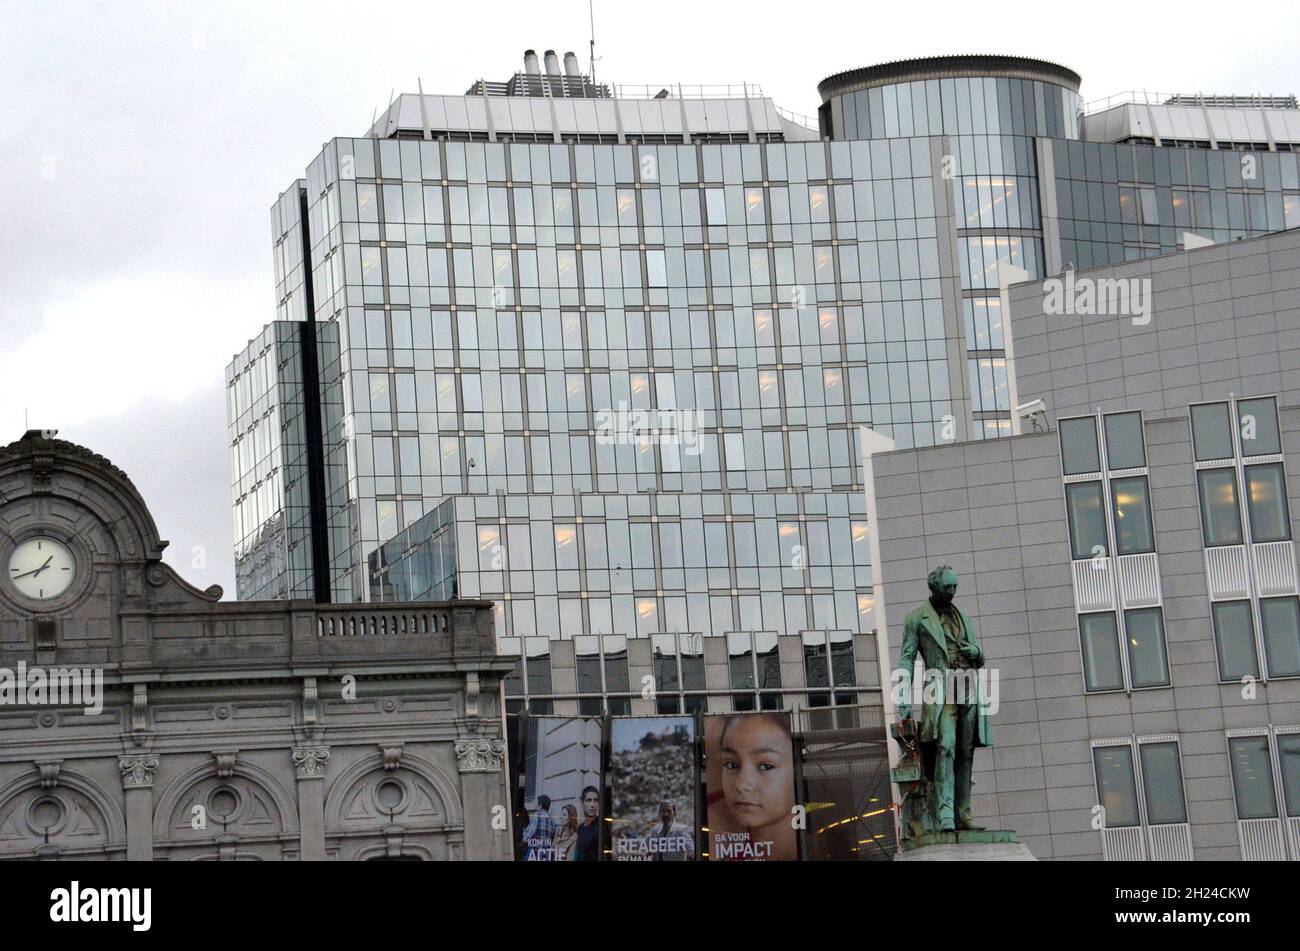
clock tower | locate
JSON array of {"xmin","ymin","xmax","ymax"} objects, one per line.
[
  {"xmin": 0, "ymin": 430, "xmax": 512, "ymax": 861},
  {"xmin": 0, "ymin": 429, "xmax": 221, "ymax": 661}
]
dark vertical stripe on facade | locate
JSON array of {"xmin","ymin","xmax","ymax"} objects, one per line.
[{"xmin": 297, "ymin": 186, "xmax": 331, "ymax": 603}]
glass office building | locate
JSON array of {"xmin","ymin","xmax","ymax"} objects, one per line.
[{"xmin": 226, "ymin": 50, "xmax": 1300, "ymax": 693}]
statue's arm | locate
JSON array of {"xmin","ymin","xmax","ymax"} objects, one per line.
[
  {"xmin": 899, "ymin": 615, "xmax": 918, "ymax": 673},
  {"xmin": 962, "ymin": 611, "xmax": 985, "ymax": 667},
  {"xmin": 897, "ymin": 615, "xmax": 919, "ymax": 712}
]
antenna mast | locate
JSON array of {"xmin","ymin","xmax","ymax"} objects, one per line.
[{"xmin": 588, "ymin": 0, "xmax": 597, "ymax": 83}]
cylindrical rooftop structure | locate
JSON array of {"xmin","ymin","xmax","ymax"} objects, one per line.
[{"xmin": 817, "ymin": 54, "xmax": 1083, "ymax": 141}]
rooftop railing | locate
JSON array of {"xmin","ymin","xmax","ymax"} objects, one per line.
[
  {"xmin": 465, "ymin": 73, "xmax": 612, "ymax": 99},
  {"xmin": 1084, "ymin": 90, "xmax": 1299, "ymax": 115},
  {"xmin": 611, "ymin": 82, "xmax": 767, "ymax": 100},
  {"xmin": 775, "ymin": 103, "xmax": 820, "ymax": 132}
]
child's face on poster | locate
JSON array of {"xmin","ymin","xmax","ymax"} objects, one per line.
[{"xmin": 720, "ymin": 716, "xmax": 794, "ymax": 830}]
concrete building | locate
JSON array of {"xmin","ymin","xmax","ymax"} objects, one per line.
[
  {"xmin": 0, "ymin": 431, "xmax": 512, "ymax": 860},
  {"xmin": 870, "ymin": 227, "xmax": 1300, "ymax": 860}
]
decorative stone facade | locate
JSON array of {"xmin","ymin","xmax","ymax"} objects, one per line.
[{"xmin": 0, "ymin": 431, "xmax": 514, "ymax": 860}]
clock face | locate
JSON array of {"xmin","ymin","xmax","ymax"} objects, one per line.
[{"xmin": 7, "ymin": 537, "xmax": 77, "ymax": 601}]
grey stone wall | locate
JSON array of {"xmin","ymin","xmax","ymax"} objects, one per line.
[
  {"xmin": 872, "ymin": 403, "xmax": 1300, "ymax": 860},
  {"xmin": 1009, "ymin": 228, "xmax": 1300, "ymax": 421}
]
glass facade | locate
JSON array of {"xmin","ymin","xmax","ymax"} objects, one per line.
[
  {"xmin": 820, "ymin": 64, "xmax": 1081, "ymax": 438},
  {"xmin": 236, "ymin": 131, "xmax": 951, "ymax": 617},
  {"xmin": 1050, "ymin": 139, "xmax": 1300, "ymax": 269},
  {"xmin": 368, "ymin": 496, "xmax": 457, "ymax": 602},
  {"xmin": 823, "ymin": 75, "xmax": 1080, "ymax": 141},
  {"xmin": 226, "ymin": 57, "xmax": 1300, "ymax": 713},
  {"xmin": 228, "ymin": 321, "xmax": 315, "ymax": 601}
]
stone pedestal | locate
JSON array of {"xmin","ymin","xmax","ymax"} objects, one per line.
[{"xmin": 894, "ymin": 830, "xmax": 1036, "ymax": 861}]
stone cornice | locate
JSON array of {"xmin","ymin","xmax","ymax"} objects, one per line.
[{"xmin": 0, "ymin": 433, "xmax": 140, "ymax": 494}]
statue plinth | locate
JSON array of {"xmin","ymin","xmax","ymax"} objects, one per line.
[{"xmin": 894, "ymin": 829, "xmax": 1036, "ymax": 861}]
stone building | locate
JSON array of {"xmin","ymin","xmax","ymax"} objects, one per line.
[{"xmin": 0, "ymin": 431, "xmax": 511, "ymax": 860}]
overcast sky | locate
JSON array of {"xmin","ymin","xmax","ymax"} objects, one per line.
[{"xmin": 2, "ymin": 0, "xmax": 1297, "ymax": 598}]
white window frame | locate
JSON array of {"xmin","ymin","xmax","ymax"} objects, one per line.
[{"xmin": 1091, "ymin": 735, "xmax": 1193, "ymax": 860}]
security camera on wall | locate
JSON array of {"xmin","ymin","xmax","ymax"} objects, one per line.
[{"xmin": 1015, "ymin": 399, "xmax": 1048, "ymax": 431}]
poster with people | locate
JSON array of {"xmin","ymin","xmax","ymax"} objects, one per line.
[
  {"xmin": 703, "ymin": 712, "xmax": 799, "ymax": 861},
  {"xmin": 519, "ymin": 716, "xmax": 604, "ymax": 861},
  {"xmin": 608, "ymin": 716, "xmax": 697, "ymax": 861}
]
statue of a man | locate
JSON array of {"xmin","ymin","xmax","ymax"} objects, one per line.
[{"xmin": 897, "ymin": 565, "xmax": 991, "ymax": 834}]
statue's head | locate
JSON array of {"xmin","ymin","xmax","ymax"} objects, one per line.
[{"xmin": 927, "ymin": 565, "xmax": 958, "ymax": 606}]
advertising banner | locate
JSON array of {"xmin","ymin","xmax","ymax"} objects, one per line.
[
  {"xmin": 703, "ymin": 712, "xmax": 798, "ymax": 861},
  {"xmin": 519, "ymin": 716, "xmax": 604, "ymax": 861},
  {"xmin": 608, "ymin": 716, "xmax": 697, "ymax": 861}
]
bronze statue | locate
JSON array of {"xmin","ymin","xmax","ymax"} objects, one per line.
[{"xmin": 894, "ymin": 565, "xmax": 991, "ymax": 838}]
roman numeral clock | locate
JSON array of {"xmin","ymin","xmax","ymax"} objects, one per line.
[{"xmin": 7, "ymin": 536, "xmax": 77, "ymax": 601}]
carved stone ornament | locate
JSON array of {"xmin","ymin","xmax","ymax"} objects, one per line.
[
  {"xmin": 131, "ymin": 684, "xmax": 148, "ymax": 735},
  {"xmin": 36, "ymin": 761, "xmax": 61, "ymax": 789},
  {"xmin": 292, "ymin": 745, "xmax": 330, "ymax": 780},
  {"xmin": 214, "ymin": 750, "xmax": 238, "ymax": 779},
  {"xmin": 119, "ymin": 753, "xmax": 160, "ymax": 790},
  {"xmin": 455, "ymin": 738, "xmax": 505, "ymax": 774},
  {"xmin": 302, "ymin": 676, "xmax": 319, "ymax": 726},
  {"xmin": 0, "ymin": 432, "xmax": 137, "ymax": 489},
  {"xmin": 464, "ymin": 672, "xmax": 481, "ymax": 724},
  {"xmin": 380, "ymin": 744, "xmax": 403, "ymax": 772}
]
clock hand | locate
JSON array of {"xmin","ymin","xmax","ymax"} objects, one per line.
[{"xmin": 11, "ymin": 557, "xmax": 54, "ymax": 580}]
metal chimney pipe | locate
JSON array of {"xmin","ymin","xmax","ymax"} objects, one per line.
[
  {"xmin": 563, "ymin": 51, "xmax": 580, "ymax": 77},
  {"xmin": 543, "ymin": 50, "xmax": 561, "ymax": 76},
  {"xmin": 523, "ymin": 49, "xmax": 540, "ymax": 74}
]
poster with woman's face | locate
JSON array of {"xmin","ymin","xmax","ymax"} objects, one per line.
[{"xmin": 704, "ymin": 712, "xmax": 798, "ymax": 861}]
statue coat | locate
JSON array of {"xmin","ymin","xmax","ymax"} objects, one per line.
[{"xmin": 898, "ymin": 600, "xmax": 992, "ymax": 748}]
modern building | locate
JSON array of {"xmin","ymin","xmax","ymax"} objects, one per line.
[
  {"xmin": 222, "ymin": 47, "xmax": 1300, "ymax": 857},
  {"xmin": 0, "ymin": 431, "xmax": 512, "ymax": 861},
  {"xmin": 870, "ymin": 226, "xmax": 1300, "ymax": 860},
  {"xmin": 228, "ymin": 48, "xmax": 1299, "ymax": 606}
]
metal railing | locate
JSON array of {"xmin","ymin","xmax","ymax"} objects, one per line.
[
  {"xmin": 775, "ymin": 103, "xmax": 820, "ymax": 131},
  {"xmin": 465, "ymin": 73, "xmax": 612, "ymax": 100},
  {"xmin": 1084, "ymin": 90, "xmax": 1299, "ymax": 115},
  {"xmin": 612, "ymin": 82, "xmax": 766, "ymax": 100}
]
